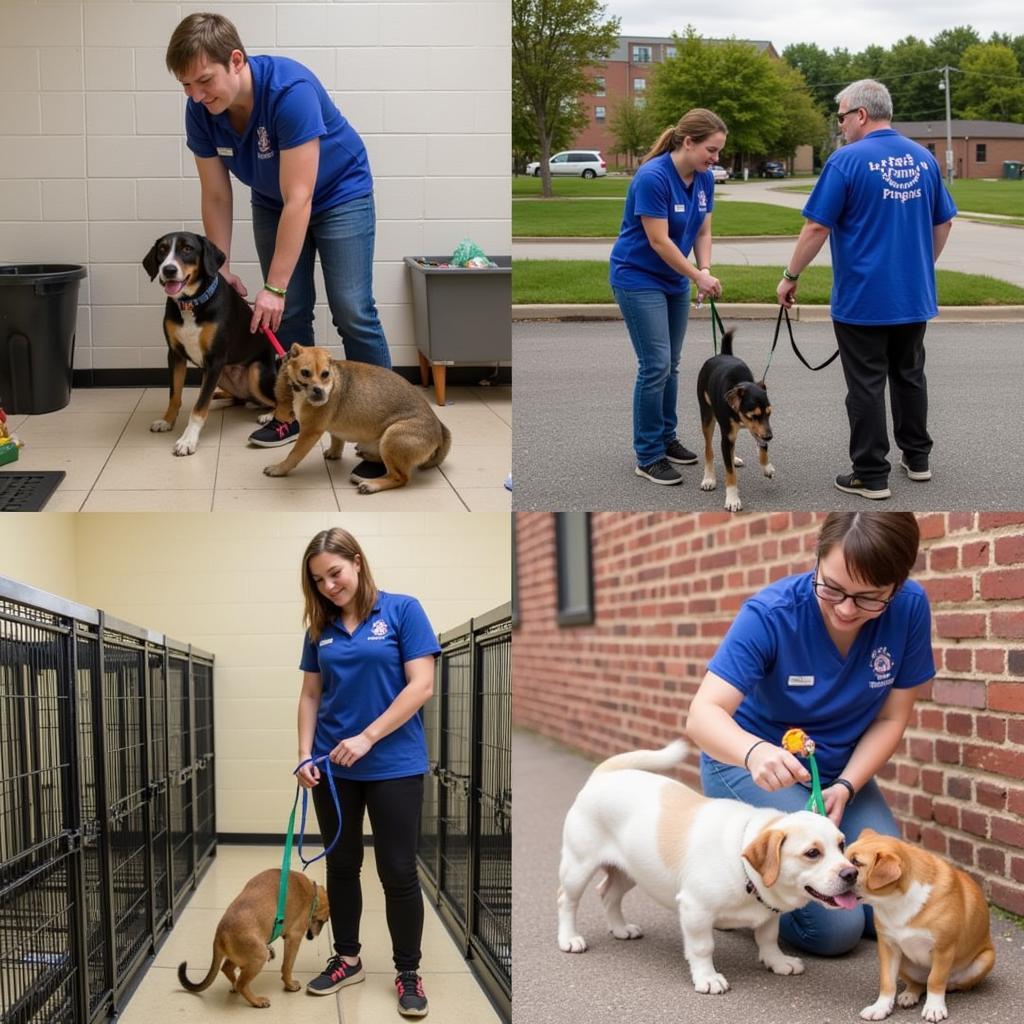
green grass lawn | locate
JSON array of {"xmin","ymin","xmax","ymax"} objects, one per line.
[
  {"xmin": 512, "ymin": 260, "xmax": 1024, "ymax": 305},
  {"xmin": 512, "ymin": 176, "xmax": 631, "ymax": 198},
  {"xmin": 514, "ymin": 201, "xmax": 805, "ymax": 237}
]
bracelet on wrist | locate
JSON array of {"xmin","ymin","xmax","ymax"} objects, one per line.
[
  {"xmin": 264, "ymin": 282, "xmax": 287, "ymax": 298},
  {"xmin": 743, "ymin": 738, "xmax": 770, "ymax": 771},
  {"xmin": 782, "ymin": 268, "xmax": 799, "ymax": 282},
  {"xmin": 833, "ymin": 777, "xmax": 856, "ymax": 802}
]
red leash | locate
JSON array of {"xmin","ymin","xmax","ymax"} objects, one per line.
[{"xmin": 261, "ymin": 325, "xmax": 287, "ymax": 358}]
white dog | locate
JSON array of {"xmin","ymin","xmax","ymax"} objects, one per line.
[{"xmin": 557, "ymin": 740, "xmax": 859, "ymax": 994}]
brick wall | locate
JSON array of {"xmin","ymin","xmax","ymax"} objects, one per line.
[{"xmin": 513, "ymin": 511, "xmax": 1024, "ymax": 914}]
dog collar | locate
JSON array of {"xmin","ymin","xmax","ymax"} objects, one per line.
[
  {"xmin": 307, "ymin": 882, "xmax": 319, "ymax": 931},
  {"xmin": 176, "ymin": 274, "xmax": 220, "ymax": 312},
  {"xmin": 742, "ymin": 864, "xmax": 782, "ymax": 913}
]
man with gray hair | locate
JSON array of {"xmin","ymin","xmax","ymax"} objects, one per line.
[{"xmin": 777, "ymin": 79, "xmax": 957, "ymax": 500}]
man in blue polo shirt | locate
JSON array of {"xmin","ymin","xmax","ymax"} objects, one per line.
[
  {"xmin": 165, "ymin": 13, "xmax": 389, "ymax": 478},
  {"xmin": 777, "ymin": 79, "xmax": 957, "ymax": 501}
]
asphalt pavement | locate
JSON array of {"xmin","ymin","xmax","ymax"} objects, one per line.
[
  {"xmin": 512, "ymin": 729, "xmax": 1024, "ymax": 1024},
  {"xmin": 511, "ymin": 318, "xmax": 1024, "ymax": 512}
]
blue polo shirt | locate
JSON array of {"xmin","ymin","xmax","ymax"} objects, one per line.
[
  {"xmin": 803, "ymin": 129, "xmax": 957, "ymax": 325},
  {"xmin": 299, "ymin": 591, "xmax": 440, "ymax": 780},
  {"xmin": 610, "ymin": 153, "xmax": 714, "ymax": 293},
  {"xmin": 704, "ymin": 571, "xmax": 935, "ymax": 781},
  {"xmin": 185, "ymin": 54, "xmax": 373, "ymax": 215}
]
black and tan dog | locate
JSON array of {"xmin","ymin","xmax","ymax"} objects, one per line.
[
  {"xmin": 696, "ymin": 329, "xmax": 774, "ymax": 512},
  {"xmin": 178, "ymin": 868, "xmax": 330, "ymax": 1009},
  {"xmin": 263, "ymin": 344, "xmax": 451, "ymax": 493},
  {"xmin": 143, "ymin": 232, "xmax": 277, "ymax": 455}
]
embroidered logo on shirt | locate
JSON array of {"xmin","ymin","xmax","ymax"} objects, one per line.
[
  {"xmin": 787, "ymin": 675, "xmax": 814, "ymax": 687},
  {"xmin": 697, "ymin": 188, "xmax": 708, "ymax": 212},
  {"xmin": 318, "ymin": 637, "xmax": 333, "ymax": 647},
  {"xmin": 256, "ymin": 126, "xmax": 274, "ymax": 160},
  {"xmin": 868, "ymin": 153, "xmax": 926, "ymax": 203},
  {"xmin": 369, "ymin": 619, "xmax": 389, "ymax": 640},
  {"xmin": 869, "ymin": 646, "xmax": 895, "ymax": 688}
]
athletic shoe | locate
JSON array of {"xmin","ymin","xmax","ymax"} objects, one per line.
[
  {"xmin": 664, "ymin": 439, "xmax": 699, "ymax": 465},
  {"xmin": 899, "ymin": 454, "xmax": 932, "ymax": 481},
  {"xmin": 349, "ymin": 460, "xmax": 389, "ymax": 483},
  {"xmin": 635, "ymin": 458, "xmax": 683, "ymax": 485},
  {"xmin": 248, "ymin": 418, "xmax": 299, "ymax": 447},
  {"xmin": 306, "ymin": 955, "xmax": 364, "ymax": 995},
  {"xmin": 834, "ymin": 473, "xmax": 891, "ymax": 500},
  {"xmin": 395, "ymin": 971, "xmax": 428, "ymax": 1017}
]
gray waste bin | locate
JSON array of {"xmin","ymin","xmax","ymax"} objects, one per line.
[
  {"xmin": 1002, "ymin": 160, "xmax": 1022, "ymax": 180},
  {"xmin": 0, "ymin": 264, "xmax": 87, "ymax": 414}
]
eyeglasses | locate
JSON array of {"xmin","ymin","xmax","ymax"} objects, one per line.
[
  {"xmin": 836, "ymin": 107, "xmax": 863, "ymax": 125},
  {"xmin": 812, "ymin": 562, "xmax": 893, "ymax": 612}
]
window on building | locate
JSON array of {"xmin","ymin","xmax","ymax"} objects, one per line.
[
  {"xmin": 594, "ymin": 76, "xmax": 606, "ymax": 97},
  {"xmin": 633, "ymin": 78, "xmax": 646, "ymax": 92},
  {"xmin": 927, "ymin": 143, "xmax": 935, "ymax": 156},
  {"xmin": 635, "ymin": 97, "xmax": 646, "ymax": 109},
  {"xmin": 555, "ymin": 512, "xmax": 594, "ymax": 626},
  {"xmin": 633, "ymin": 45, "xmax": 651, "ymax": 63},
  {"xmin": 665, "ymin": 45, "xmax": 676, "ymax": 58},
  {"xmin": 976, "ymin": 143, "xmax": 987, "ymax": 163},
  {"xmin": 595, "ymin": 105, "xmax": 606, "ymax": 121}
]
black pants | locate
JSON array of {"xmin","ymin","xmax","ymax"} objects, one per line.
[
  {"xmin": 311, "ymin": 773, "xmax": 424, "ymax": 972},
  {"xmin": 833, "ymin": 320, "xmax": 932, "ymax": 486}
]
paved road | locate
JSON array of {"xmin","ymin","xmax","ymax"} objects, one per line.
[
  {"xmin": 514, "ymin": 729, "xmax": 1023, "ymax": 1024},
  {"xmin": 511, "ymin": 319, "xmax": 1024, "ymax": 512}
]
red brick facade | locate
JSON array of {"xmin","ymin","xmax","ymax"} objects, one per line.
[{"xmin": 513, "ymin": 511, "xmax": 1024, "ymax": 914}]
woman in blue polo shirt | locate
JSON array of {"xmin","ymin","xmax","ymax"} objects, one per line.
[
  {"xmin": 166, "ymin": 13, "xmax": 389, "ymax": 470},
  {"xmin": 610, "ymin": 108, "xmax": 727, "ymax": 486},
  {"xmin": 686, "ymin": 512, "xmax": 934, "ymax": 956},
  {"xmin": 293, "ymin": 527, "xmax": 439, "ymax": 1017}
]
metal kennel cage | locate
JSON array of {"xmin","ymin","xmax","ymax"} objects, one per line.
[
  {"xmin": 420, "ymin": 602, "xmax": 511, "ymax": 1022},
  {"xmin": 0, "ymin": 577, "xmax": 215, "ymax": 1024}
]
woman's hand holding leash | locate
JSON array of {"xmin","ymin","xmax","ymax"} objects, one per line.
[
  {"xmin": 251, "ymin": 288, "xmax": 285, "ymax": 334},
  {"xmin": 695, "ymin": 268, "xmax": 722, "ymax": 303},
  {"xmin": 330, "ymin": 732, "xmax": 374, "ymax": 768},
  {"xmin": 295, "ymin": 758, "xmax": 320, "ymax": 789},
  {"xmin": 747, "ymin": 742, "xmax": 811, "ymax": 792},
  {"xmin": 822, "ymin": 783, "xmax": 851, "ymax": 827},
  {"xmin": 777, "ymin": 276, "xmax": 798, "ymax": 309}
]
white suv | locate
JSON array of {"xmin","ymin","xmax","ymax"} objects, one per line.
[{"xmin": 526, "ymin": 150, "xmax": 607, "ymax": 179}]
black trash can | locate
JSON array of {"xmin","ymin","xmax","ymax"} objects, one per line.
[{"xmin": 0, "ymin": 264, "xmax": 87, "ymax": 414}]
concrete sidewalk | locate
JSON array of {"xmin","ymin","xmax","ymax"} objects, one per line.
[{"xmin": 512, "ymin": 729, "xmax": 1022, "ymax": 1024}]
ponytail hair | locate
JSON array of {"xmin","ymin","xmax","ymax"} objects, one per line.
[{"xmin": 640, "ymin": 108, "xmax": 727, "ymax": 165}]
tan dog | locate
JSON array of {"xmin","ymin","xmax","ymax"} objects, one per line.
[
  {"xmin": 178, "ymin": 868, "xmax": 330, "ymax": 1009},
  {"xmin": 847, "ymin": 829, "xmax": 994, "ymax": 1022},
  {"xmin": 262, "ymin": 345, "xmax": 451, "ymax": 493}
]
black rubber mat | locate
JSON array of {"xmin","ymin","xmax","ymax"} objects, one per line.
[{"xmin": 0, "ymin": 471, "xmax": 66, "ymax": 511}]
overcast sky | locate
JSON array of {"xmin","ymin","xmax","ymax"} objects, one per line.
[{"xmin": 604, "ymin": 2, "xmax": 1024, "ymax": 55}]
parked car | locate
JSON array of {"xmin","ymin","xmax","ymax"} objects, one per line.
[
  {"xmin": 711, "ymin": 164, "xmax": 730, "ymax": 183},
  {"xmin": 525, "ymin": 150, "xmax": 607, "ymax": 179},
  {"xmin": 758, "ymin": 160, "xmax": 787, "ymax": 178}
]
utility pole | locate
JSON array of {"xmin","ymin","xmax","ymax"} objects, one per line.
[{"xmin": 941, "ymin": 64, "xmax": 954, "ymax": 185}]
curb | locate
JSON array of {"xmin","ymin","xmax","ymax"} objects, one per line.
[{"xmin": 512, "ymin": 303, "xmax": 1024, "ymax": 323}]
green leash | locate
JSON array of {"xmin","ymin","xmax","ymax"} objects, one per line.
[
  {"xmin": 782, "ymin": 728, "xmax": 826, "ymax": 816},
  {"xmin": 269, "ymin": 783, "xmax": 302, "ymax": 943}
]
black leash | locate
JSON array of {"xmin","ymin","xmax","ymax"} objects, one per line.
[{"xmin": 771, "ymin": 305, "xmax": 840, "ymax": 377}]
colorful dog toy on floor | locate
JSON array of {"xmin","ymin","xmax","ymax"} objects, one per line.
[{"xmin": 781, "ymin": 728, "xmax": 826, "ymax": 815}]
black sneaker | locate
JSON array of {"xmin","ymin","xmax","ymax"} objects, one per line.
[
  {"xmin": 349, "ymin": 460, "xmax": 388, "ymax": 483},
  {"xmin": 635, "ymin": 458, "xmax": 683, "ymax": 485},
  {"xmin": 395, "ymin": 971, "xmax": 428, "ymax": 1017},
  {"xmin": 665, "ymin": 439, "xmax": 698, "ymax": 465},
  {"xmin": 899, "ymin": 454, "xmax": 932, "ymax": 481},
  {"xmin": 834, "ymin": 473, "xmax": 891, "ymax": 500},
  {"xmin": 306, "ymin": 954, "xmax": 364, "ymax": 995},
  {"xmin": 248, "ymin": 418, "xmax": 299, "ymax": 448}
]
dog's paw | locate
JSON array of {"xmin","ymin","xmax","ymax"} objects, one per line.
[
  {"xmin": 860, "ymin": 996, "xmax": 895, "ymax": 1021},
  {"xmin": 266, "ymin": 946, "xmax": 276, "ymax": 961},
  {"xmin": 762, "ymin": 462, "xmax": 775, "ymax": 479},
  {"xmin": 610, "ymin": 923, "xmax": 643, "ymax": 940},
  {"xmin": 150, "ymin": 418, "xmax": 173, "ymax": 433},
  {"xmin": 263, "ymin": 463, "xmax": 289, "ymax": 477},
  {"xmin": 283, "ymin": 979, "xmax": 300, "ymax": 992},
  {"xmin": 256, "ymin": 412, "xmax": 274, "ymax": 425},
  {"xmin": 172, "ymin": 438, "xmax": 197, "ymax": 456},
  {"xmin": 921, "ymin": 998, "xmax": 948, "ymax": 1023},
  {"xmin": 700, "ymin": 477, "xmax": 717, "ymax": 491},
  {"xmin": 323, "ymin": 447, "xmax": 342, "ymax": 461},
  {"xmin": 733, "ymin": 454, "xmax": 744, "ymax": 467},
  {"xmin": 897, "ymin": 990, "xmax": 921, "ymax": 1008},
  {"xmin": 254, "ymin": 997, "xmax": 271, "ymax": 1008},
  {"xmin": 558, "ymin": 934, "xmax": 587, "ymax": 953},
  {"xmin": 356, "ymin": 481, "xmax": 380, "ymax": 495},
  {"xmin": 692, "ymin": 972, "xmax": 730, "ymax": 995},
  {"xmin": 762, "ymin": 953, "xmax": 804, "ymax": 975}
]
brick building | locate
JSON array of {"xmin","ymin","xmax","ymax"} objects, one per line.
[
  {"xmin": 892, "ymin": 120, "xmax": 1024, "ymax": 179},
  {"xmin": 513, "ymin": 511, "xmax": 1024, "ymax": 916}
]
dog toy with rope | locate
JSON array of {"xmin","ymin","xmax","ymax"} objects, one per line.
[{"xmin": 781, "ymin": 728, "xmax": 826, "ymax": 816}]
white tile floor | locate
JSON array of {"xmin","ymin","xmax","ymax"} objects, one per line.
[
  {"xmin": 4, "ymin": 386, "xmax": 511, "ymax": 512},
  {"xmin": 120, "ymin": 845, "xmax": 502, "ymax": 1024}
]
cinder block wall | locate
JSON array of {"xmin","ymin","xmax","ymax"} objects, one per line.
[
  {"xmin": 0, "ymin": 0, "xmax": 511, "ymax": 373},
  {"xmin": 513, "ymin": 511, "xmax": 1024, "ymax": 914}
]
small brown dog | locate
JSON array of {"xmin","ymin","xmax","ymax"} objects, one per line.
[
  {"xmin": 262, "ymin": 345, "xmax": 452, "ymax": 493},
  {"xmin": 178, "ymin": 868, "xmax": 329, "ymax": 1009},
  {"xmin": 847, "ymin": 829, "xmax": 995, "ymax": 1022}
]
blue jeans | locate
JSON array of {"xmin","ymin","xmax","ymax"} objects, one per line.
[
  {"xmin": 613, "ymin": 287, "xmax": 690, "ymax": 466},
  {"xmin": 252, "ymin": 194, "xmax": 391, "ymax": 367},
  {"xmin": 700, "ymin": 755, "xmax": 898, "ymax": 955}
]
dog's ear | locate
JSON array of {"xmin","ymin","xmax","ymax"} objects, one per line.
[
  {"xmin": 142, "ymin": 240, "xmax": 162, "ymax": 280},
  {"xmin": 866, "ymin": 850, "xmax": 902, "ymax": 891},
  {"xmin": 725, "ymin": 384, "xmax": 747, "ymax": 414},
  {"xmin": 200, "ymin": 236, "xmax": 227, "ymax": 278},
  {"xmin": 288, "ymin": 343, "xmax": 304, "ymax": 361},
  {"xmin": 743, "ymin": 828, "xmax": 786, "ymax": 888},
  {"xmin": 756, "ymin": 379, "xmax": 768, "ymax": 392}
]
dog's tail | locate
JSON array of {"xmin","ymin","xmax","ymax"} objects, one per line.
[
  {"xmin": 420, "ymin": 422, "xmax": 452, "ymax": 469},
  {"xmin": 719, "ymin": 329, "xmax": 735, "ymax": 356},
  {"xmin": 591, "ymin": 739, "xmax": 688, "ymax": 777},
  {"xmin": 178, "ymin": 952, "xmax": 223, "ymax": 994}
]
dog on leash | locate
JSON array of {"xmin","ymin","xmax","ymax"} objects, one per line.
[
  {"xmin": 557, "ymin": 741, "xmax": 858, "ymax": 995},
  {"xmin": 847, "ymin": 829, "xmax": 995, "ymax": 1022},
  {"xmin": 178, "ymin": 868, "xmax": 330, "ymax": 1009},
  {"xmin": 262, "ymin": 345, "xmax": 451, "ymax": 493},
  {"xmin": 143, "ymin": 232, "xmax": 277, "ymax": 455},
  {"xmin": 696, "ymin": 328, "xmax": 774, "ymax": 512}
]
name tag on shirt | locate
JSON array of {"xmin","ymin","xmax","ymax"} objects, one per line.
[
  {"xmin": 788, "ymin": 675, "xmax": 814, "ymax": 687},
  {"xmin": 217, "ymin": 146, "xmax": 234, "ymax": 157},
  {"xmin": 318, "ymin": 637, "xmax": 333, "ymax": 647},
  {"xmin": 674, "ymin": 203, "xmax": 686, "ymax": 212}
]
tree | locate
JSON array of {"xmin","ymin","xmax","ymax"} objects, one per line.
[
  {"xmin": 512, "ymin": 0, "xmax": 620, "ymax": 196},
  {"xmin": 957, "ymin": 43, "xmax": 1024, "ymax": 121},
  {"xmin": 931, "ymin": 26, "xmax": 982, "ymax": 70},
  {"xmin": 773, "ymin": 61, "xmax": 830, "ymax": 170},
  {"xmin": 512, "ymin": 75, "xmax": 588, "ymax": 174},
  {"xmin": 607, "ymin": 97, "xmax": 653, "ymax": 170},
  {"xmin": 880, "ymin": 37, "xmax": 945, "ymax": 121}
]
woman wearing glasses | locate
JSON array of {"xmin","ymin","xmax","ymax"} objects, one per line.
[{"xmin": 686, "ymin": 511, "xmax": 933, "ymax": 955}]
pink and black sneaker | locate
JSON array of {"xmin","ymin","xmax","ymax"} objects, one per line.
[
  {"xmin": 306, "ymin": 954, "xmax": 364, "ymax": 995},
  {"xmin": 395, "ymin": 970, "xmax": 428, "ymax": 1016}
]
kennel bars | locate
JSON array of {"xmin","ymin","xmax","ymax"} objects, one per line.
[{"xmin": 0, "ymin": 577, "xmax": 216, "ymax": 1024}]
